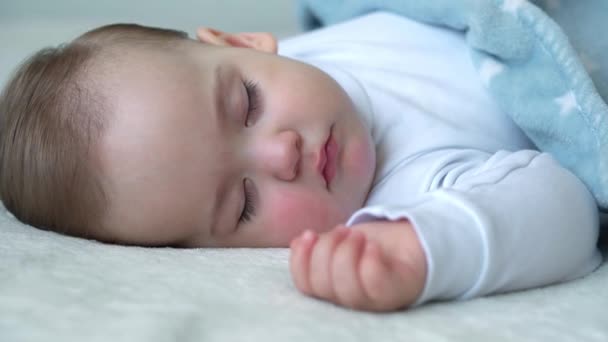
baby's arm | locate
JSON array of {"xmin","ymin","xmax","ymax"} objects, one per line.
[
  {"xmin": 289, "ymin": 220, "xmax": 426, "ymax": 311},
  {"xmin": 349, "ymin": 150, "xmax": 602, "ymax": 305},
  {"xmin": 291, "ymin": 150, "xmax": 602, "ymax": 311}
]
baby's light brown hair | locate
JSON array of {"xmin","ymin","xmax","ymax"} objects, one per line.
[{"xmin": 0, "ymin": 23, "xmax": 189, "ymax": 240}]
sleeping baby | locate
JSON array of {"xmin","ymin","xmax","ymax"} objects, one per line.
[{"xmin": 0, "ymin": 11, "xmax": 602, "ymax": 311}]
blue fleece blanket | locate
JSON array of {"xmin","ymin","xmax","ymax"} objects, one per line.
[{"xmin": 297, "ymin": 0, "xmax": 608, "ymax": 212}]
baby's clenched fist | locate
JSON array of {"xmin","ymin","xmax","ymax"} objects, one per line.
[{"xmin": 289, "ymin": 220, "xmax": 426, "ymax": 312}]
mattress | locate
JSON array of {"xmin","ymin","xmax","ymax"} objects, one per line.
[{"xmin": 1, "ymin": 206, "xmax": 607, "ymax": 342}]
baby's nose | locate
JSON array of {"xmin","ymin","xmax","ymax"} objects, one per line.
[{"xmin": 259, "ymin": 130, "xmax": 301, "ymax": 181}]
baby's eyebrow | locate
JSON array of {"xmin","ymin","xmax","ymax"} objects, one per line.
[
  {"xmin": 208, "ymin": 65, "xmax": 231, "ymax": 237},
  {"xmin": 212, "ymin": 65, "xmax": 227, "ymax": 129},
  {"xmin": 210, "ymin": 174, "xmax": 237, "ymax": 238},
  {"xmin": 209, "ymin": 180, "xmax": 223, "ymax": 237}
]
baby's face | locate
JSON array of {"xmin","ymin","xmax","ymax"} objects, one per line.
[{"xmin": 96, "ymin": 36, "xmax": 375, "ymax": 247}]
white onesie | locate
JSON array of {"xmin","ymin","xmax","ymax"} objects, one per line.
[{"xmin": 278, "ymin": 11, "xmax": 602, "ymax": 305}]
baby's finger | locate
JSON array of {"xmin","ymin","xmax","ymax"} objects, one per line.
[
  {"xmin": 289, "ymin": 230, "xmax": 317, "ymax": 295},
  {"xmin": 331, "ymin": 229, "xmax": 369, "ymax": 310},
  {"xmin": 359, "ymin": 241, "xmax": 410, "ymax": 311},
  {"xmin": 308, "ymin": 226, "xmax": 350, "ymax": 300}
]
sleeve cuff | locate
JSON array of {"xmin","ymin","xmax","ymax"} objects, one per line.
[{"xmin": 346, "ymin": 190, "xmax": 489, "ymax": 306}]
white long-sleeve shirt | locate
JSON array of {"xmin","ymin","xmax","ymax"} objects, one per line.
[{"xmin": 279, "ymin": 11, "xmax": 602, "ymax": 305}]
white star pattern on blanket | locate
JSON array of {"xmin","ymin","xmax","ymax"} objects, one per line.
[
  {"xmin": 502, "ymin": 0, "xmax": 526, "ymax": 14},
  {"xmin": 594, "ymin": 113, "xmax": 602, "ymax": 127},
  {"xmin": 554, "ymin": 91, "xmax": 578, "ymax": 116},
  {"xmin": 479, "ymin": 58, "xmax": 505, "ymax": 86}
]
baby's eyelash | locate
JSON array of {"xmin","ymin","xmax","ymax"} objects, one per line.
[
  {"xmin": 244, "ymin": 79, "xmax": 261, "ymax": 126},
  {"xmin": 239, "ymin": 179, "xmax": 256, "ymax": 224}
]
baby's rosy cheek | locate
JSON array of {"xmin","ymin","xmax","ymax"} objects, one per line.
[
  {"xmin": 266, "ymin": 191, "xmax": 336, "ymax": 242},
  {"xmin": 346, "ymin": 135, "xmax": 376, "ymax": 181}
]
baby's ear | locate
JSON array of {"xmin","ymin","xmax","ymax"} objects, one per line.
[{"xmin": 196, "ymin": 27, "xmax": 277, "ymax": 54}]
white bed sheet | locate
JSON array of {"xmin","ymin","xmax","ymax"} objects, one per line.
[{"xmin": 1, "ymin": 205, "xmax": 607, "ymax": 342}]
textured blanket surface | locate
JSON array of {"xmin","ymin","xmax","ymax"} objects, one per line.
[
  {"xmin": 1, "ymin": 207, "xmax": 607, "ymax": 342},
  {"xmin": 299, "ymin": 0, "xmax": 608, "ymax": 212}
]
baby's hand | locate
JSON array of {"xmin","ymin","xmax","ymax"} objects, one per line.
[{"xmin": 289, "ymin": 220, "xmax": 426, "ymax": 312}]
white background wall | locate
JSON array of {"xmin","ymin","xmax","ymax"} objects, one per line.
[{"xmin": 0, "ymin": 0, "xmax": 300, "ymax": 86}]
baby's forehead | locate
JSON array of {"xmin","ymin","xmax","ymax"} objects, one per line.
[
  {"xmin": 98, "ymin": 45, "xmax": 190, "ymax": 75},
  {"xmin": 95, "ymin": 41, "xmax": 222, "ymax": 152},
  {"xmin": 94, "ymin": 47, "xmax": 207, "ymax": 102},
  {"xmin": 98, "ymin": 45, "xmax": 221, "ymax": 135}
]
